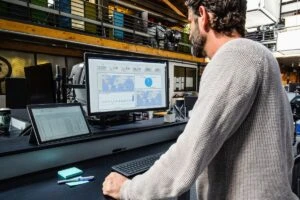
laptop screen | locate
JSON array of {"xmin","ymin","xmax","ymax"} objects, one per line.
[{"xmin": 27, "ymin": 103, "xmax": 91, "ymax": 145}]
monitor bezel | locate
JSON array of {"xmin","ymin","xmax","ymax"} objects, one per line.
[
  {"xmin": 27, "ymin": 103, "xmax": 91, "ymax": 145},
  {"xmin": 84, "ymin": 53, "xmax": 169, "ymax": 116}
]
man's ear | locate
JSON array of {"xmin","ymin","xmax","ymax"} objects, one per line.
[{"xmin": 198, "ymin": 6, "xmax": 210, "ymax": 32}]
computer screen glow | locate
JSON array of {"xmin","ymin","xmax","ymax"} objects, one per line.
[
  {"xmin": 31, "ymin": 106, "xmax": 90, "ymax": 142},
  {"xmin": 85, "ymin": 55, "xmax": 168, "ymax": 115}
]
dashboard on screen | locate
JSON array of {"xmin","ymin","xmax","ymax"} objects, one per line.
[{"xmin": 84, "ymin": 53, "xmax": 169, "ymax": 116}]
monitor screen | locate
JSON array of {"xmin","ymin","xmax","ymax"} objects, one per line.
[
  {"xmin": 27, "ymin": 103, "xmax": 90, "ymax": 145},
  {"xmin": 85, "ymin": 53, "xmax": 168, "ymax": 116}
]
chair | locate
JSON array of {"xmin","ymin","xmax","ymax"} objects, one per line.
[{"xmin": 292, "ymin": 155, "xmax": 300, "ymax": 197}]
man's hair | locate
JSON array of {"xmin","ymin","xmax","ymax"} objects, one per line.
[{"xmin": 185, "ymin": 0, "xmax": 247, "ymax": 37}]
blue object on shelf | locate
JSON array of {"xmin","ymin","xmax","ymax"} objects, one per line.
[
  {"xmin": 58, "ymin": 0, "xmax": 71, "ymax": 28},
  {"xmin": 113, "ymin": 11, "xmax": 124, "ymax": 39},
  {"xmin": 296, "ymin": 120, "xmax": 300, "ymax": 135}
]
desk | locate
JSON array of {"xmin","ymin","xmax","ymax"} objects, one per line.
[
  {"xmin": 0, "ymin": 117, "xmax": 186, "ymax": 180},
  {"xmin": 0, "ymin": 141, "xmax": 190, "ymax": 200},
  {"xmin": 0, "ymin": 110, "xmax": 189, "ymax": 199}
]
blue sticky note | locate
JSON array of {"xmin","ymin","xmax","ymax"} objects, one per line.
[
  {"xmin": 57, "ymin": 167, "xmax": 83, "ymax": 180},
  {"xmin": 66, "ymin": 180, "xmax": 89, "ymax": 187}
]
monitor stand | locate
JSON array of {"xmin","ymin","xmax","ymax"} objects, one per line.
[
  {"xmin": 87, "ymin": 113, "xmax": 138, "ymax": 129},
  {"xmin": 28, "ymin": 128, "xmax": 38, "ymax": 145}
]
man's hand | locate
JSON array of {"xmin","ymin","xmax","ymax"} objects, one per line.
[{"xmin": 102, "ymin": 172, "xmax": 128, "ymax": 200}]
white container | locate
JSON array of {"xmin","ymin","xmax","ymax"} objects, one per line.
[{"xmin": 164, "ymin": 113, "xmax": 176, "ymax": 123}]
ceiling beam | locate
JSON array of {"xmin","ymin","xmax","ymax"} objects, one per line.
[
  {"xmin": 1, "ymin": 40, "xmax": 82, "ymax": 57},
  {"xmin": 161, "ymin": 0, "xmax": 186, "ymax": 17},
  {"xmin": 126, "ymin": 0, "xmax": 187, "ymax": 23}
]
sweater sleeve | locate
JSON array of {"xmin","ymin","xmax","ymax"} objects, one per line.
[{"xmin": 120, "ymin": 45, "xmax": 262, "ymax": 199}]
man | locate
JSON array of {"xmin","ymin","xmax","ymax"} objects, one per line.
[{"xmin": 102, "ymin": 0, "xmax": 298, "ymax": 199}]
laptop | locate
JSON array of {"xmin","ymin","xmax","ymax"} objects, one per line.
[{"xmin": 27, "ymin": 103, "xmax": 91, "ymax": 145}]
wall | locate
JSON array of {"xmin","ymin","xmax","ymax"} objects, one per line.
[{"xmin": 0, "ymin": 49, "xmax": 83, "ymax": 95}]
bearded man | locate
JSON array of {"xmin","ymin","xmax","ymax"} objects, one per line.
[{"xmin": 102, "ymin": 0, "xmax": 298, "ymax": 199}]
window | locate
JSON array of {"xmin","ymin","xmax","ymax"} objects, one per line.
[{"xmin": 174, "ymin": 66, "xmax": 197, "ymax": 92}]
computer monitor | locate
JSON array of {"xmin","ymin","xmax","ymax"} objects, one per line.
[
  {"xmin": 5, "ymin": 77, "xmax": 27, "ymax": 109},
  {"xmin": 27, "ymin": 103, "xmax": 91, "ymax": 145},
  {"xmin": 24, "ymin": 63, "xmax": 56, "ymax": 104},
  {"xmin": 84, "ymin": 53, "xmax": 169, "ymax": 116}
]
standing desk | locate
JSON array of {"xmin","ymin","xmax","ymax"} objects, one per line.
[
  {"xmin": 0, "ymin": 141, "xmax": 191, "ymax": 200},
  {"xmin": 0, "ymin": 110, "xmax": 189, "ymax": 199}
]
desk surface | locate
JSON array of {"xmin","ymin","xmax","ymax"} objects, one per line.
[
  {"xmin": 0, "ymin": 111, "xmax": 187, "ymax": 181},
  {"xmin": 0, "ymin": 110, "xmax": 189, "ymax": 199},
  {"xmin": 0, "ymin": 141, "xmax": 174, "ymax": 200},
  {"xmin": 0, "ymin": 117, "xmax": 186, "ymax": 157}
]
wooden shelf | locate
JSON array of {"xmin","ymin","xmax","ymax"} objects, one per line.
[{"xmin": 0, "ymin": 19, "xmax": 205, "ymax": 63}]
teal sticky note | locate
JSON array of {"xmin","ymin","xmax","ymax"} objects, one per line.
[
  {"xmin": 57, "ymin": 167, "xmax": 83, "ymax": 180},
  {"xmin": 66, "ymin": 180, "xmax": 89, "ymax": 187}
]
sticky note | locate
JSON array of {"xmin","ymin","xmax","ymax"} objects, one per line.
[
  {"xmin": 66, "ymin": 180, "xmax": 89, "ymax": 187},
  {"xmin": 57, "ymin": 167, "xmax": 83, "ymax": 180}
]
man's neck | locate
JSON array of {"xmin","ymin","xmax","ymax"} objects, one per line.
[{"xmin": 205, "ymin": 31, "xmax": 241, "ymax": 59}]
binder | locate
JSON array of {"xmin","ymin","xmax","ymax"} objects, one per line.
[
  {"xmin": 31, "ymin": 0, "xmax": 47, "ymax": 24},
  {"xmin": 113, "ymin": 11, "xmax": 124, "ymax": 39},
  {"xmin": 58, "ymin": 0, "xmax": 71, "ymax": 28},
  {"xmin": 71, "ymin": 0, "xmax": 84, "ymax": 30},
  {"xmin": 0, "ymin": 1, "xmax": 8, "ymax": 17},
  {"xmin": 85, "ymin": 1, "xmax": 97, "ymax": 34}
]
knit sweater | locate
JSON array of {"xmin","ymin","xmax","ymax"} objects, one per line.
[{"xmin": 120, "ymin": 38, "xmax": 298, "ymax": 200}]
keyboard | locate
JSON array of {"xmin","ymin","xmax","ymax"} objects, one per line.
[{"xmin": 111, "ymin": 152, "xmax": 163, "ymax": 178}]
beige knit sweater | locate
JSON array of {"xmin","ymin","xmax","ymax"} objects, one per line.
[{"xmin": 120, "ymin": 38, "xmax": 298, "ymax": 200}]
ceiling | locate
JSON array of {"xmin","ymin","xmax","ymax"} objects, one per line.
[
  {"xmin": 126, "ymin": 0, "xmax": 188, "ymax": 24},
  {"xmin": 162, "ymin": 0, "xmax": 187, "ymax": 15},
  {"xmin": 277, "ymin": 56, "xmax": 300, "ymax": 68},
  {"xmin": 150, "ymin": 0, "xmax": 187, "ymax": 14}
]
